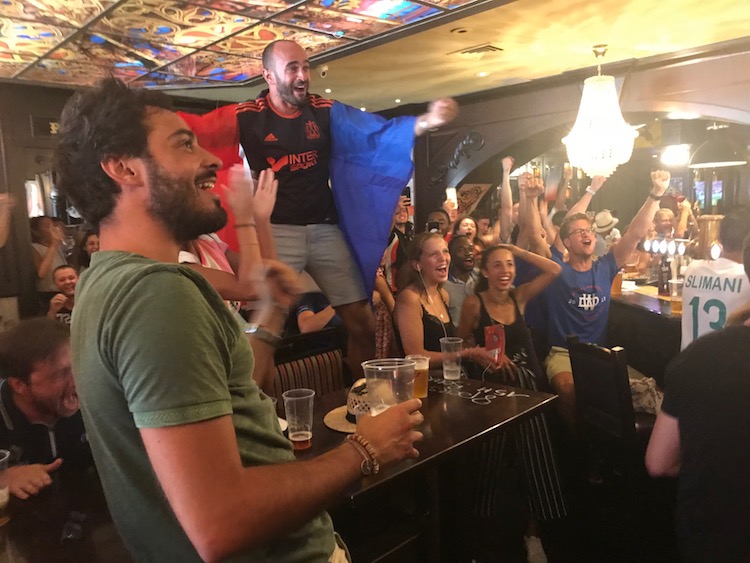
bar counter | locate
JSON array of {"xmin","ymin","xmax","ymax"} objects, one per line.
[{"xmin": 608, "ymin": 287, "xmax": 681, "ymax": 388}]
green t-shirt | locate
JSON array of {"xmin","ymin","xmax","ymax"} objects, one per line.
[{"xmin": 72, "ymin": 251, "xmax": 334, "ymax": 562}]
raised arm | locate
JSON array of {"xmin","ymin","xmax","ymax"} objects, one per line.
[
  {"xmin": 34, "ymin": 224, "xmax": 64, "ymax": 280},
  {"xmin": 414, "ymin": 98, "xmax": 459, "ymax": 136},
  {"xmin": 518, "ymin": 174, "xmax": 551, "ymax": 258},
  {"xmin": 498, "ymin": 156, "xmax": 514, "ymax": 244},
  {"xmin": 613, "ymin": 170, "xmax": 670, "ymax": 268},
  {"xmin": 554, "ymin": 164, "xmax": 573, "ymax": 211},
  {"xmin": 565, "ymin": 175, "xmax": 606, "ymax": 219},
  {"xmin": 508, "ymin": 245, "xmax": 562, "ymax": 307},
  {"xmin": 674, "ymin": 199, "xmax": 691, "ymax": 239}
]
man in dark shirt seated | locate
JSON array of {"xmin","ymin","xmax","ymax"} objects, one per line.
[
  {"xmin": 47, "ymin": 265, "xmax": 78, "ymax": 325},
  {"xmin": 0, "ymin": 318, "xmax": 90, "ymax": 499}
]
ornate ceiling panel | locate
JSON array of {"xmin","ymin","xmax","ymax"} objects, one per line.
[{"xmin": 0, "ymin": 0, "xmax": 477, "ymax": 90}]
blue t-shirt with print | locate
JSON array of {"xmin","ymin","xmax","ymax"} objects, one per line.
[{"xmin": 544, "ymin": 249, "xmax": 618, "ymax": 349}]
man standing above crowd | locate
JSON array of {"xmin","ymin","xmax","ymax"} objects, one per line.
[
  {"xmin": 0, "ymin": 318, "xmax": 89, "ymax": 499},
  {"xmin": 55, "ymin": 78, "xmax": 423, "ymax": 562},
  {"xmin": 182, "ymin": 39, "xmax": 458, "ymax": 377},
  {"xmin": 680, "ymin": 206, "xmax": 750, "ymax": 349},
  {"xmin": 536, "ymin": 171, "xmax": 671, "ymax": 424}
]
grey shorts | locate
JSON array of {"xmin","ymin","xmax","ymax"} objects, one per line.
[{"xmin": 272, "ymin": 224, "xmax": 367, "ymax": 307}]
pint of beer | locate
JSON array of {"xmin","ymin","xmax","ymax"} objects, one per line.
[{"xmin": 406, "ymin": 355, "xmax": 429, "ymax": 399}]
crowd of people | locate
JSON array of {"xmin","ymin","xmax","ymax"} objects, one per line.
[{"xmin": 0, "ymin": 37, "xmax": 749, "ymax": 563}]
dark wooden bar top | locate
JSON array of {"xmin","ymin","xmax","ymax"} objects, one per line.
[
  {"xmin": 296, "ymin": 375, "xmax": 557, "ymax": 506},
  {"xmin": 609, "ymin": 288, "xmax": 681, "ymax": 388}
]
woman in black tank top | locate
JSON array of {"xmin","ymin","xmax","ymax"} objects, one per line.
[
  {"xmin": 457, "ymin": 244, "xmax": 561, "ymax": 380},
  {"xmin": 394, "ymin": 233, "xmax": 495, "ymax": 366},
  {"xmin": 456, "ymin": 244, "xmax": 569, "ymax": 545}
]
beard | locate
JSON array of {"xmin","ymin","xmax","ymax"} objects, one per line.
[
  {"xmin": 145, "ymin": 158, "xmax": 227, "ymax": 243},
  {"xmin": 275, "ymin": 75, "xmax": 309, "ymax": 108}
]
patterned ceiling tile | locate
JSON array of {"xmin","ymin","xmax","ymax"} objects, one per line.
[
  {"xmin": 311, "ymin": 0, "xmax": 441, "ymax": 25},
  {"xmin": 0, "ymin": 17, "xmax": 75, "ymax": 58},
  {"xmin": 49, "ymin": 33, "xmax": 194, "ymax": 69},
  {"xmin": 419, "ymin": 0, "xmax": 479, "ymax": 9},
  {"xmin": 130, "ymin": 70, "xmax": 225, "ymax": 87},
  {"xmin": 185, "ymin": 0, "xmax": 307, "ymax": 21},
  {"xmin": 158, "ymin": 50, "xmax": 261, "ymax": 82},
  {"xmin": 90, "ymin": 0, "xmax": 256, "ymax": 49},
  {"xmin": 0, "ymin": 0, "xmax": 117, "ymax": 28},
  {"xmin": 210, "ymin": 22, "xmax": 350, "ymax": 58},
  {"xmin": 273, "ymin": 4, "xmax": 404, "ymax": 40},
  {"xmin": 18, "ymin": 58, "xmax": 147, "ymax": 86},
  {"xmin": 0, "ymin": 51, "xmax": 34, "ymax": 77}
]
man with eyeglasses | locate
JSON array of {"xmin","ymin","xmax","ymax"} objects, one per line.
[{"xmin": 536, "ymin": 171, "xmax": 671, "ymax": 425}]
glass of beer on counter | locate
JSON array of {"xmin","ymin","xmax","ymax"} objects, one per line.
[
  {"xmin": 405, "ymin": 355, "xmax": 429, "ymax": 399},
  {"xmin": 282, "ymin": 389, "xmax": 315, "ymax": 450},
  {"xmin": 669, "ymin": 279, "xmax": 684, "ymax": 315}
]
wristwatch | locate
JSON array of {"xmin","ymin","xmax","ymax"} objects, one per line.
[
  {"xmin": 418, "ymin": 119, "xmax": 430, "ymax": 133},
  {"xmin": 244, "ymin": 324, "xmax": 281, "ymax": 347}
]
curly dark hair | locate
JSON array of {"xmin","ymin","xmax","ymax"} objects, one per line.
[
  {"xmin": 54, "ymin": 79, "xmax": 173, "ymax": 227},
  {"xmin": 0, "ymin": 318, "xmax": 69, "ymax": 384}
]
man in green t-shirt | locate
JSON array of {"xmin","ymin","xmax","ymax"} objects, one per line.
[{"xmin": 55, "ymin": 78, "xmax": 424, "ymax": 562}]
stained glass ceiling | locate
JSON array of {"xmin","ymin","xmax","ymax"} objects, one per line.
[{"xmin": 0, "ymin": 0, "xmax": 486, "ymax": 89}]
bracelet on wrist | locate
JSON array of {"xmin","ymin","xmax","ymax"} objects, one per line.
[
  {"xmin": 648, "ymin": 192, "xmax": 664, "ymax": 201},
  {"xmin": 235, "ymin": 221, "xmax": 256, "ymax": 229},
  {"xmin": 585, "ymin": 186, "xmax": 597, "ymax": 196},
  {"xmin": 346, "ymin": 434, "xmax": 380, "ymax": 476}
]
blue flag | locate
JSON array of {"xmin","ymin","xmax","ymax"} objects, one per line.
[{"xmin": 329, "ymin": 102, "xmax": 416, "ymax": 299}]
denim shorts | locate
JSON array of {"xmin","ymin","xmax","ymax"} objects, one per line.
[{"xmin": 272, "ymin": 223, "xmax": 367, "ymax": 307}]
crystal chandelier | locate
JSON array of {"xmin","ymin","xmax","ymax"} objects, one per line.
[{"xmin": 562, "ymin": 45, "xmax": 638, "ymax": 178}]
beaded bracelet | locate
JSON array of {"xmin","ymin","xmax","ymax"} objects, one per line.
[{"xmin": 346, "ymin": 433, "xmax": 380, "ymax": 475}]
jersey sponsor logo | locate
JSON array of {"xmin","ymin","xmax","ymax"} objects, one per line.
[
  {"xmin": 264, "ymin": 132, "xmax": 279, "ymax": 142},
  {"xmin": 305, "ymin": 120, "xmax": 321, "ymax": 140},
  {"xmin": 684, "ymin": 273, "xmax": 743, "ymax": 293},
  {"xmin": 266, "ymin": 150, "xmax": 318, "ymax": 172}
]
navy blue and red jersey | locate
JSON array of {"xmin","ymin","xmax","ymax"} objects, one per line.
[{"xmin": 236, "ymin": 90, "xmax": 338, "ymax": 225}]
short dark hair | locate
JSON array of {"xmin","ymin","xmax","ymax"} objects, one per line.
[
  {"xmin": 53, "ymin": 264, "xmax": 77, "ymax": 277},
  {"xmin": 743, "ymin": 233, "xmax": 750, "ymax": 278},
  {"xmin": 474, "ymin": 245, "xmax": 514, "ymax": 293},
  {"xmin": 472, "ymin": 210, "xmax": 490, "ymax": 222},
  {"xmin": 551, "ymin": 210, "xmax": 568, "ymax": 228},
  {"xmin": 0, "ymin": 318, "xmax": 70, "ymax": 384},
  {"xmin": 448, "ymin": 233, "xmax": 470, "ymax": 256},
  {"xmin": 559, "ymin": 213, "xmax": 591, "ymax": 240},
  {"xmin": 427, "ymin": 208, "xmax": 450, "ymax": 223},
  {"xmin": 719, "ymin": 206, "xmax": 750, "ymax": 253},
  {"xmin": 54, "ymin": 78, "xmax": 173, "ymax": 227}
]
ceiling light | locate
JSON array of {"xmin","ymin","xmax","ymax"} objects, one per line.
[
  {"xmin": 666, "ymin": 111, "xmax": 701, "ymax": 120},
  {"xmin": 562, "ymin": 45, "xmax": 638, "ymax": 178},
  {"xmin": 477, "ymin": 71, "xmax": 488, "ymax": 77},
  {"xmin": 660, "ymin": 144, "xmax": 691, "ymax": 167},
  {"xmin": 360, "ymin": 107, "xmax": 366, "ymax": 112},
  {"xmin": 710, "ymin": 242, "xmax": 722, "ymax": 260},
  {"xmin": 688, "ymin": 124, "xmax": 747, "ymax": 168},
  {"xmin": 394, "ymin": 99, "xmax": 401, "ymax": 103},
  {"xmin": 324, "ymin": 88, "xmax": 331, "ymax": 93}
]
